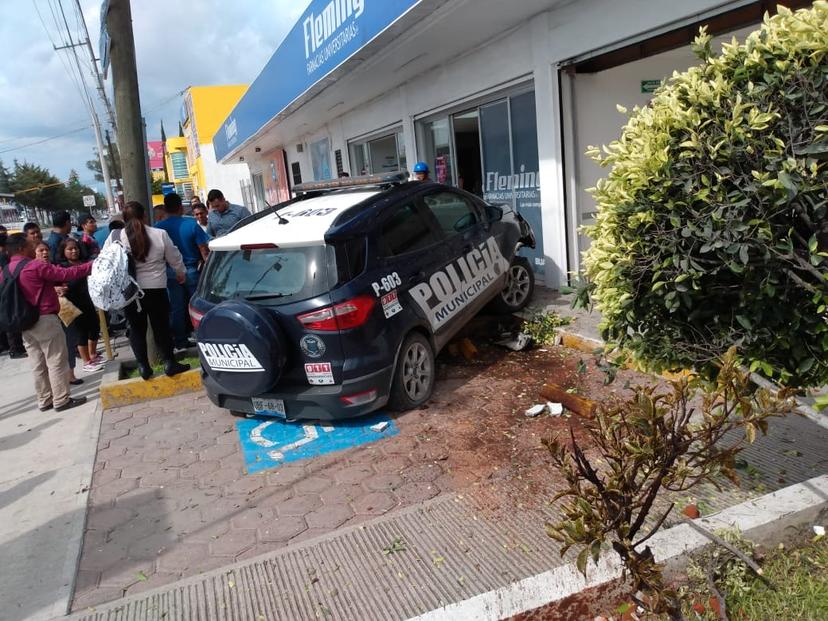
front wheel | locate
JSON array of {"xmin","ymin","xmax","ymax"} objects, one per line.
[
  {"xmin": 491, "ymin": 256, "xmax": 535, "ymax": 314},
  {"xmin": 388, "ymin": 332, "xmax": 435, "ymax": 411}
]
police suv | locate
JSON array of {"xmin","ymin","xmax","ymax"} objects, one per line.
[{"xmin": 190, "ymin": 173, "xmax": 535, "ymax": 421}]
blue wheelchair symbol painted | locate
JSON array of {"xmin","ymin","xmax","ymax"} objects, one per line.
[{"xmin": 236, "ymin": 413, "xmax": 398, "ymax": 474}]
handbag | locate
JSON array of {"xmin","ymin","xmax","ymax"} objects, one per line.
[{"xmin": 58, "ymin": 296, "xmax": 83, "ymax": 327}]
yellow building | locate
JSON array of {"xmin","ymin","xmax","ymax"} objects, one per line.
[
  {"xmin": 180, "ymin": 85, "xmax": 250, "ymax": 205},
  {"xmin": 164, "ymin": 135, "xmax": 192, "ymax": 201}
]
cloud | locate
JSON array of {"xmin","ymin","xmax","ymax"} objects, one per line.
[{"xmin": 0, "ymin": 0, "xmax": 310, "ymax": 187}]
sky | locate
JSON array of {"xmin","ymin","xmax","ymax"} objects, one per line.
[{"xmin": 0, "ymin": 0, "xmax": 311, "ymax": 189}]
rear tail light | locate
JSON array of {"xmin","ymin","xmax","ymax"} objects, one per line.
[
  {"xmin": 340, "ymin": 389, "xmax": 378, "ymax": 407},
  {"xmin": 297, "ymin": 295, "xmax": 375, "ymax": 331},
  {"xmin": 189, "ymin": 304, "xmax": 205, "ymax": 331}
]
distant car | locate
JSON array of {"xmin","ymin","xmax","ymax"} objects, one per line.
[{"xmin": 190, "ymin": 173, "xmax": 536, "ymax": 421}]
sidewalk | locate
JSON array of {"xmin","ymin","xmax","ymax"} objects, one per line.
[
  {"xmin": 0, "ymin": 353, "xmax": 104, "ymax": 621},
  {"xmin": 65, "ymin": 326, "xmax": 828, "ymax": 619}
]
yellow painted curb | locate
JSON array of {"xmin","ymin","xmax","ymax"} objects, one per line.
[
  {"xmin": 559, "ymin": 331, "xmax": 603, "ymax": 353},
  {"xmin": 558, "ymin": 329, "xmax": 694, "ymax": 382},
  {"xmin": 99, "ymin": 369, "xmax": 203, "ymax": 410}
]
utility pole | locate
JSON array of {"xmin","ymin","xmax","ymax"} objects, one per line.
[
  {"xmin": 74, "ymin": 0, "xmax": 117, "ymax": 133},
  {"xmin": 55, "ymin": 0, "xmax": 116, "ymax": 213},
  {"xmin": 104, "ymin": 130, "xmax": 123, "ymax": 195},
  {"xmin": 106, "ymin": 0, "xmax": 149, "ymax": 210}
]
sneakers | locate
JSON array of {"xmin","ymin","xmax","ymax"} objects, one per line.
[
  {"xmin": 55, "ymin": 396, "xmax": 87, "ymax": 411},
  {"xmin": 39, "ymin": 402, "xmax": 53, "ymax": 412},
  {"xmin": 9, "ymin": 350, "xmax": 28, "ymax": 359},
  {"xmin": 82, "ymin": 358, "xmax": 105, "ymax": 373}
]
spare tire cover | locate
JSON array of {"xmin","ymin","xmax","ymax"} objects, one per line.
[{"xmin": 196, "ymin": 301, "xmax": 287, "ymax": 397}]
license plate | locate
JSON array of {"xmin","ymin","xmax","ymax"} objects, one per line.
[{"xmin": 251, "ymin": 398, "xmax": 286, "ymax": 419}]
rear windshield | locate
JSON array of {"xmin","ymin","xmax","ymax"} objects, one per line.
[{"xmin": 199, "ymin": 246, "xmax": 331, "ymax": 305}]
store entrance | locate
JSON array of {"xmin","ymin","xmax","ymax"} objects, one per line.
[{"xmin": 452, "ymin": 110, "xmax": 482, "ymax": 196}]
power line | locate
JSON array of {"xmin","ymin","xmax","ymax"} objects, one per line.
[{"xmin": 0, "ymin": 126, "xmax": 92, "ymax": 155}]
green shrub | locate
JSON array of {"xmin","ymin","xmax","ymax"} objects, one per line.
[{"xmin": 582, "ymin": 3, "xmax": 828, "ymax": 387}]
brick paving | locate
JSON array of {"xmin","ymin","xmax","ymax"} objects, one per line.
[
  {"xmin": 73, "ymin": 392, "xmax": 455, "ymax": 611},
  {"xmin": 72, "ymin": 341, "xmax": 828, "ymax": 612}
]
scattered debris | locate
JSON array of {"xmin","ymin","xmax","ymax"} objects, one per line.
[
  {"xmin": 496, "ymin": 332, "xmax": 532, "ymax": 352},
  {"xmin": 460, "ymin": 338, "xmax": 478, "ymax": 360},
  {"xmin": 525, "ymin": 404, "xmax": 546, "ymax": 418},
  {"xmin": 815, "ymin": 525, "xmax": 825, "ymax": 537},
  {"xmin": 541, "ymin": 383, "xmax": 597, "ymax": 418},
  {"xmin": 525, "ymin": 402, "xmax": 565, "ymax": 417},
  {"xmin": 370, "ymin": 421, "xmax": 389, "ymax": 433},
  {"xmin": 682, "ymin": 504, "xmax": 701, "ymax": 519}
]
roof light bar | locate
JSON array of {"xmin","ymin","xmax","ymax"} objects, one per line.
[{"xmin": 293, "ymin": 171, "xmax": 409, "ymax": 194}]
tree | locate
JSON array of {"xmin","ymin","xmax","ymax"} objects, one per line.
[
  {"xmin": 9, "ymin": 161, "xmax": 66, "ymax": 212},
  {"xmin": 86, "ymin": 142, "xmax": 121, "ymax": 187},
  {"xmin": 580, "ymin": 4, "xmax": 828, "ymax": 388},
  {"xmin": 0, "ymin": 159, "xmax": 11, "ymax": 194},
  {"xmin": 151, "ymin": 177, "xmax": 164, "ymax": 194}
]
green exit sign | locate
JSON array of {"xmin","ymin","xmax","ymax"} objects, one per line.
[{"xmin": 641, "ymin": 79, "xmax": 662, "ymax": 94}]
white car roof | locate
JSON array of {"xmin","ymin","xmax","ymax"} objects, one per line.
[{"xmin": 208, "ymin": 191, "xmax": 379, "ymax": 250}]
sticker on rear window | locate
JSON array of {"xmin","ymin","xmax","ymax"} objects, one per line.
[
  {"xmin": 381, "ymin": 290, "xmax": 403, "ymax": 318},
  {"xmin": 199, "ymin": 343, "xmax": 264, "ymax": 372},
  {"xmin": 305, "ymin": 362, "xmax": 335, "ymax": 385}
]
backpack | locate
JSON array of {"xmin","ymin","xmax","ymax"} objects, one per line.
[
  {"xmin": 0, "ymin": 259, "xmax": 39, "ymax": 333},
  {"xmin": 88, "ymin": 230, "xmax": 144, "ymax": 311}
]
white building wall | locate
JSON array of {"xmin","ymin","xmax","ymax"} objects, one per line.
[{"xmin": 199, "ymin": 143, "xmax": 250, "ymax": 205}]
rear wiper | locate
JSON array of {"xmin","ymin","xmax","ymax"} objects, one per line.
[{"xmin": 243, "ymin": 293, "xmax": 288, "ymax": 301}]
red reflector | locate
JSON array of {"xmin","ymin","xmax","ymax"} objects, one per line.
[
  {"xmin": 297, "ymin": 295, "xmax": 375, "ymax": 332},
  {"xmin": 240, "ymin": 243, "xmax": 278, "ymax": 250},
  {"xmin": 189, "ymin": 304, "xmax": 205, "ymax": 331},
  {"xmin": 340, "ymin": 389, "xmax": 378, "ymax": 407}
]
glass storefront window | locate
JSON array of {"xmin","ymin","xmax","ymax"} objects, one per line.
[
  {"xmin": 419, "ymin": 118, "xmax": 453, "ymax": 185},
  {"xmin": 348, "ymin": 129, "xmax": 406, "ymax": 176}
]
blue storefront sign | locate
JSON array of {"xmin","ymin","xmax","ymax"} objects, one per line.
[
  {"xmin": 160, "ymin": 182, "xmax": 176, "ymax": 196},
  {"xmin": 214, "ymin": 0, "xmax": 421, "ymax": 162},
  {"xmin": 236, "ymin": 413, "xmax": 398, "ymax": 474}
]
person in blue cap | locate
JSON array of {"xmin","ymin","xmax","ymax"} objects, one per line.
[{"xmin": 413, "ymin": 161, "xmax": 431, "ymax": 182}]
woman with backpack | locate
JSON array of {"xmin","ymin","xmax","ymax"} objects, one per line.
[
  {"xmin": 101, "ymin": 201, "xmax": 189, "ymax": 380},
  {"xmin": 58, "ymin": 237, "xmax": 103, "ymax": 373}
]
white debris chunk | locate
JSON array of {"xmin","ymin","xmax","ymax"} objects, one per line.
[
  {"xmin": 525, "ymin": 404, "xmax": 546, "ymax": 417},
  {"xmin": 814, "ymin": 525, "xmax": 826, "ymax": 537},
  {"xmin": 371, "ymin": 421, "xmax": 390, "ymax": 432},
  {"xmin": 547, "ymin": 402, "xmax": 564, "ymax": 416}
]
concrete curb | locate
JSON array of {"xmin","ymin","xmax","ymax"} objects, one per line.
[
  {"xmin": 415, "ymin": 475, "xmax": 828, "ymax": 620},
  {"xmin": 98, "ymin": 358, "xmax": 202, "ymax": 410},
  {"xmin": 59, "ymin": 400, "xmax": 105, "ymax": 619}
]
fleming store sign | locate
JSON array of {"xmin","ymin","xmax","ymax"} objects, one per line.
[{"xmin": 214, "ymin": 0, "xmax": 420, "ymax": 162}]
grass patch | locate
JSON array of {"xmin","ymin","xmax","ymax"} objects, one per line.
[
  {"xmin": 125, "ymin": 356, "xmax": 200, "ymax": 379},
  {"xmin": 724, "ymin": 537, "xmax": 828, "ymax": 621}
]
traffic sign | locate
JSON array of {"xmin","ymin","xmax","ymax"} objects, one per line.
[{"xmin": 83, "ymin": 195, "xmax": 96, "ymax": 207}]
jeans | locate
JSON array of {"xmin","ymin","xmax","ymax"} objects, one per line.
[
  {"xmin": 167, "ymin": 267, "xmax": 200, "ymax": 348},
  {"xmin": 124, "ymin": 288, "xmax": 174, "ymax": 368}
]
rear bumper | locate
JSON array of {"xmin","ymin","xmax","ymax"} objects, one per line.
[{"xmin": 202, "ymin": 366, "xmax": 394, "ymax": 421}]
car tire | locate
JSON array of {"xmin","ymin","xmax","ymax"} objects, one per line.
[
  {"xmin": 388, "ymin": 332, "xmax": 435, "ymax": 412},
  {"xmin": 492, "ymin": 256, "xmax": 534, "ymax": 314}
]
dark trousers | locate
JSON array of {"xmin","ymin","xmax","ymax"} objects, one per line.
[
  {"xmin": 0, "ymin": 330, "xmax": 25, "ymax": 354},
  {"xmin": 124, "ymin": 288, "xmax": 174, "ymax": 368}
]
